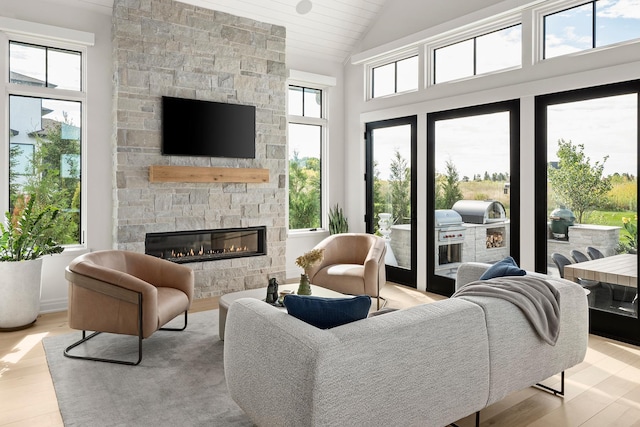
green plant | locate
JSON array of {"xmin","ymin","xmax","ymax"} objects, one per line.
[
  {"xmin": 618, "ymin": 215, "xmax": 638, "ymax": 254},
  {"xmin": 328, "ymin": 204, "xmax": 349, "ymax": 234},
  {"xmin": 0, "ymin": 195, "xmax": 64, "ymax": 261}
]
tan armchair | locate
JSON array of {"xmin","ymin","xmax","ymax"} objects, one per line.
[
  {"xmin": 64, "ymin": 250, "xmax": 194, "ymax": 365},
  {"xmin": 306, "ymin": 233, "xmax": 386, "ymax": 304}
]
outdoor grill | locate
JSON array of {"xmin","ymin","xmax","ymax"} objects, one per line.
[
  {"xmin": 435, "ymin": 209, "xmax": 465, "ymax": 242},
  {"xmin": 452, "ymin": 200, "xmax": 506, "ymax": 224},
  {"xmin": 434, "ymin": 209, "xmax": 466, "ymax": 269}
]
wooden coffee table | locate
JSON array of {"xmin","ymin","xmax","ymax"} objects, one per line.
[{"xmin": 218, "ymin": 283, "xmax": 346, "ymax": 340}]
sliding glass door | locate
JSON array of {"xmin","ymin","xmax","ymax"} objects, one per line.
[
  {"xmin": 536, "ymin": 80, "xmax": 640, "ymax": 344},
  {"xmin": 365, "ymin": 116, "xmax": 417, "ymax": 286}
]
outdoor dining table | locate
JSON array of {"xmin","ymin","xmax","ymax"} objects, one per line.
[{"xmin": 563, "ymin": 253, "xmax": 637, "ymax": 289}]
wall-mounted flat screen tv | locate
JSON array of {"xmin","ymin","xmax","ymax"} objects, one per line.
[{"xmin": 162, "ymin": 96, "xmax": 256, "ymax": 158}]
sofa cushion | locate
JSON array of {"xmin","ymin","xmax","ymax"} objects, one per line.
[
  {"xmin": 283, "ymin": 294, "xmax": 371, "ymax": 329},
  {"xmin": 480, "ymin": 256, "xmax": 526, "ymax": 280}
]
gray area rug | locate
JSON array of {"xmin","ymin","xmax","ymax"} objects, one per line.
[{"xmin": 43, "ymin": 309, "xmax": 254, "ymax": 427}]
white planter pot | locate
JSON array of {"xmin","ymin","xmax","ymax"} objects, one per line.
[{"xmin": 0, "ymin": 258, "xmax": 43, "ymax": 331}]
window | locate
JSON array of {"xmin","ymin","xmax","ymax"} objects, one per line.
[
  {"xmin": 544, "ymin": 0, "xmax": 640, "ymax": 59},
  {"xmin": 427, "ymin": 100, "xmax": 520, "ymax": 295},
  {"xmin": 7, "ymin": 40, "xmax": 83, "ymax": 245},
  {"xmin": 372, "ymin": 55, "xmax": 418, "ymax": 98},
  {"xmin": 534, "ymin": 80, "xmax": 639, "ymax": 343},
  {"xmin": 288, "ymin": 85, "xmax": 325, "ymax": 230},
  {"xmin": 434, "ymin": 24, "xmax": 522, "ymax": 84}
]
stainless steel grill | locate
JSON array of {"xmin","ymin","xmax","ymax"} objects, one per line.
[
  {"xmin": 434, "ymin": 209, "xmax": 466, "ymax": 268},
  {"xmin": 435, "ymin": 209, "xmax": 466, "ymax": 241}
]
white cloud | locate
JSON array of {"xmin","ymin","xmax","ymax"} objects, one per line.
[{"xmin": 598, "ymin": 0, "xmax": 640, "ymax": 19}]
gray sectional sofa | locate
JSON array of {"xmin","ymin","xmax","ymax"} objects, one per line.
[{"xmin": 223, "ymin": 262, "xmax": 589, "ymax": 427}]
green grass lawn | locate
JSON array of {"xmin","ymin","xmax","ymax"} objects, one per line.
[{"xmin": 583, "ymin": 210, "xmax": 636, "ymax": 227}]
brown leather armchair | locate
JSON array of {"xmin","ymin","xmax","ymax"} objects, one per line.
[
  {"xmin": 64, "ymin": 250, "xmax": 194, "ymax": 365},
  {"xmin": 306, "ymin": 233, "xmax": 386, "ymax": 306}
]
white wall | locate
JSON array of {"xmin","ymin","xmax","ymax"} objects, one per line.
[
  {"xmin": 344, "ymin": 1, "xmax": 640, "ymax": 291},
  {"xmin": 2, "ymin": 0, "xmax": 113, "ymax": 312}
]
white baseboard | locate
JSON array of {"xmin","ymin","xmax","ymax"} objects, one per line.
[{"xmin": 40, "ymin": 297, "xmax": 68, "ymax": 314}]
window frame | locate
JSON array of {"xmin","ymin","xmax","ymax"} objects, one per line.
[
  {"xmin": 366, "ymin": 48, "xmax": 420, "ymax": 100},
  {"xmin": 534, "ymin": 79, "xmax": 640, "ymax": 344},
  {"xmin": 287, "ymin": 80, "xmax": 329, "ymax": 233},
  {"xmin": 428, "ymin": 18, "xmax": 523, "ymax": 85},
  {"xmin": 369, "ymin": 51, "xmax": 420, "ymax": 99},
  {"xmin": 2, "ymin": 31, "xmax": 88, "ymax": 248},
  {"xmin": 534, "ymin": 0, "xmax": 640, "ymax": 62},
  {"xmin": 426, "ymin": 99, "xmax": 521, "ymax": 296}
]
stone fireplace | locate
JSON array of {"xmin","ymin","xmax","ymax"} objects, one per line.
[{"xmin": 112, "ymin": 0, "xmax": 287, "ymax": 298}]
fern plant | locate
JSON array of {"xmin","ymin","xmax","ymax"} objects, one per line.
[
  {"xmin": 328, "ymin": 204, "xmax": 349, "ymax": 234},
  {"xmin": 0, "ymin": 195, "xmax": 64, "ymax": 261}
]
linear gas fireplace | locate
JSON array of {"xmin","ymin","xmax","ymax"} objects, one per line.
[{"xmin": 145, "ymin": 226, "xmax": 266, "ymax": 264}]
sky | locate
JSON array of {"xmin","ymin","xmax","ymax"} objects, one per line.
[{"xmin": 547, "ymin": 93, "xmax": 637, "ymax": 176}]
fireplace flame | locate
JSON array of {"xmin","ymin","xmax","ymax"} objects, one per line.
[{"xmin": 166, "ymin": 245, "xmax": 252, "ymax": 259}]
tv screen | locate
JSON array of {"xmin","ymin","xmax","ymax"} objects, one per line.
[{"xmin": 161, "ymin": 96, "xmax": 256, "ymax": 158}]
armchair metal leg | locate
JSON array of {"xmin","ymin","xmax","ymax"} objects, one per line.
[
  {"xmin": 64, "ymin": 293, "xmax": 144, "ymax": 365},
  {"xmin": 64, "ymin": 310, "xmax": 190, "ymax": 365},
  {"xmin": 64, "ymin": 330, "xmax": 143, "ymax": 366},
  {"xmin": 160, "ymin": 311, "xmax": 188, "ymax": 331}
]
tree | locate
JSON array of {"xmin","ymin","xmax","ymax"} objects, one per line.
[
  {"xmin": 11, "ymin": 117, "xmax": 81, "ymax": 245},
  {"xmin": 548, "ymin": 139, "xmax": 612, "ymax": 224},
  {"xmin": 436, "ymin": 160, "xmax": 463, "ymax": 209},
  {"xmin": 8, "ymin": 144, "xmax": 22, "ymax": 200},
  {"xmin": 389, "ymin": 150, "xmax": 410, "ymax": 224},
  {"xmin": 288, "ymin": 151, "xmax": 320, "ymax": 229}
]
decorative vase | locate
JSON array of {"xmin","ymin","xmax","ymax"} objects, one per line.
[{"xmin": 297, "ymin": 273, "xmax": 312, "ymax": 295}]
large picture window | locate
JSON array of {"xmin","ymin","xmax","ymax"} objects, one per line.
[
  {"xmin": 8, "ymin": 40, "xmax": 83, "ymax": 245},
  {"xmin": 288, "ymin": 85, "xmax": 325, "ymax": 230},
  {"xmin": 427, "ymin": 101, "xmax": 520, "ymax": 295},
  {"xmin": 535, "ymin": 80, "xmax": 640, "ymax": 343}
]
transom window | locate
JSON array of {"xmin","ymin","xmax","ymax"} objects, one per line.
[
  {"xmin": 288, "ymin": 85, "xmax": 325, "ymax": 230},
  {"xmin": 7, "ymin": 40, "xmax": 84, "ymax": 245},
  {"xmin": 544, "ymin": 0, "xmax": 640, "ymax": 59},
  {"xmin": 371, "ymin": 55, "xmax": 418, "ymax": 98},
  {"xmin": 434, "ymin": 24, "xmax": 522, "ymax": 84},
  {"xmin": 288, "ymin": 85, "xmax": 322, "ymax": 118},
  {"xmin": 10, "ymin": 41, "xmax": 82, "ymax": 91}
]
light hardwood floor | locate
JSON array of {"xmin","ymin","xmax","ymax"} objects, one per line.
[{"xmin": 2, "ymin": 283, "xmax": 640, "ymax": 426}]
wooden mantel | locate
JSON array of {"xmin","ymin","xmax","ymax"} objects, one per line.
[{"xmin": 149, "ymin": 165, "xmax": 269, "ymax": 183}]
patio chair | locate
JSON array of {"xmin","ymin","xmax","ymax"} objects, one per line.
[{"xmin": 587, "ymin": 246, "xmax": 605, "ymax": 260}]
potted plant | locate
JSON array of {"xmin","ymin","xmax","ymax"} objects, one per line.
[
  {"xmin": 295, "ymin": 248, "xmax": 324, "ymax": 295},
  {"xmin": 328, "ymin": 204, "xmax": 348, "ymax": 234},
  {"xmin": 0, "ymin": 195, "xmax": 63, "ymax": 330}
]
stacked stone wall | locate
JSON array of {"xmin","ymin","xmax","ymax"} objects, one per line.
[{"xmin": 112, "ymin": 0, "xmax": 287, "ymax": 297}]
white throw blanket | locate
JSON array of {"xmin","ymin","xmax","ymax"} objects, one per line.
[{"xmin": 452, "ymin": 275, "xmax": 561, "ymax": 345}]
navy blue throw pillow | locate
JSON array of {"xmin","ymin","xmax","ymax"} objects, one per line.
[
  {"xmin": 283, "ymin": 295, "xmax": 371, "ymax": 329},
  {"xmin": 479, "ymin": 256, "xmax": 526, "ymax": 280}
]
